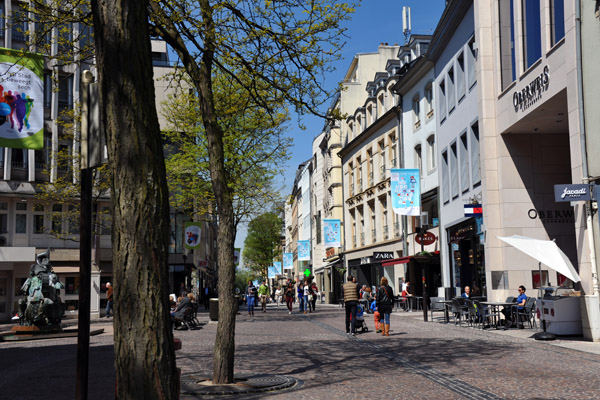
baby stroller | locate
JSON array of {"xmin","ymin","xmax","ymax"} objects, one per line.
[{"xmin": 354, "ymin": 304, "xmax": 369, "ymax": 333}]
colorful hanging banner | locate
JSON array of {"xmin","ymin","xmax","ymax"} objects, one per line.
[
  {"xmin": 297, "ymin": 240, "xmax": 310, "ymax": 261},
  {"xmin": 0, "ymin": 47, "xmax": 44, "ymax": 150},
  {"xmin": 268, "ymin": 265, "xmax": 278, "ymax": 279},
  {"xmin": 323, "ymin": 219, "xmax": 341, "ymax": 248},
  {"xmin": 273, "ymin": 261, "xmax": 282, "ymax": 275},
  {"xmin": 184, "ymin": 222, "xmax": 202, "ymax": 249},
  {"xmin": 391, "ymin": 168, "xmax": 421, "ymax": 216},
  {"xmin": 283, "ymin": 252, "xmax": 294, "ymax": 270}
]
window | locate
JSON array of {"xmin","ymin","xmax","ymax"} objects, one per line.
[
  {"xmin": 15, "ymin": 202, "xmax": 26, "ymax": 234},
  {"xmin": 414, "ymin": 145, "xmax": 422, "ymax": 173},
  {"xmin": 424, "ymin": 83, "xmax": 434, "ymax": 118},
  {"xmin": 470, "ymin": 122, "xmax": 481, "ymax": 186},
  {"xmin": 65, "ymin": 276, "xmax": 80, "ymax": 295},
  {"xmin": 438, "ymin": 79, "xmax": 447, "ymax": 121},
  {"xmin": 58, "ymin": 74, "xmax": 74, "ymax": 110},
  {"xmin": 450, "ymin": 142, "xmax": 459, "ymax": 199},
  {"xmin": 412, "ymin": 94, "xmax": 421, "ymax": 128},
  {"xmin": 467, "ymin": 38, "xmax": 477, "ymax": 88},
  {"xmin": 33, "ymin": 204, "xmax": 45, "ymax": 234},
  {"xmin": 378, "ymin": 93, "xmax": 385, "ymax": 115},
  {"xmin": 523, "ymin": 0, "xmax": 542, "ymax": 70},
  {"xmin": 11, "ymin": 8, "xmax": 28, "ymax": 42},
  {"xmin": 0, "ymin": 202, "xmax": 7, "ymax": 234},
  {"xmin": 499, "ymin": 0, "xmax": 516, "ymax": 90},
  {"xmin": 447, "ymin": 67, "xmax": 456, "ymax": 113},
  {"xmin": 441, "ymin": 151, "xmax": 449, "ymax": 204},
  {"xmin": 52, "ymin": 204, "xmax": 63, "ymax": 234},
  {"xmin": 44, "ymin": 73, "xmax": 52, "ymax": 108},
  {"xmin": 0, "ymin": 6, "xmax": 4, "ymax": 38},
  {"xmin": 550, "ymin": 0, "xmax": 565, "ymax": 46},
  {"xmin": 316, "ymin": 211, "xmax": 321, "ymax": 244},
  {"xmin": 68, "ymin": 205, "xmax": 79, "ymax": 234},
  {"xmin": 456, "ymin": 53, "xmax": 466, "ymax": 102},
  {"xmin": 427, "ymin": 135, "xmax": 436, "ymax": 171},
  {"xmin": 459, "ymin": 133, "xmax": 470, "ymax": 193},
  {"xmin": 11, "ymin": 148, "xmax": 27, "ymax": 169}
]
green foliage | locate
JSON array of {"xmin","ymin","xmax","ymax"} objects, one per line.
[
  {"xmin": 161, "ymin": 71, "xmax": 290, "ymax": 222},
  {"xmin": 242, "ymin": 212, "xmax": 283, "ymax": 278}
]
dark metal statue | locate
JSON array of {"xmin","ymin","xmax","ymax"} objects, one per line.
[{"xmin": 17, "ymin": 249, "xmax": 64, "ymax": 327}]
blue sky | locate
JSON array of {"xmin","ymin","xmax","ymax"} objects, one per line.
[{"xmin": 235, "ymin": 1, "xmax": 446, "ymax": 251}]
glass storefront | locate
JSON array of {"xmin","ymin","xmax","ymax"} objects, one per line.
[{"xmin": 448, "ymin": 217, "xmax": 486, "ymax": 296}]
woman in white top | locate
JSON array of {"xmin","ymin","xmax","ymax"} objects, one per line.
[
  {"xmin": 303, "ymin": 282, "xmax": 312, "ymax": 314},
  {"xmin": 274, "ymin": 287, "xmax": 282, "ymax": 306}
]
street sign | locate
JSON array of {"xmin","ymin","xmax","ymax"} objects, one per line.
[{"xmin": 415, "ymin": 232, "xmax": 436, "ymax": 245}]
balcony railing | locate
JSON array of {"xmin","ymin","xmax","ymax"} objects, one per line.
[
  {"xmin": 371, "ymin": 229, "xmax": 377, "ymax": 242},
  {"xmin": 383, "ymin": 225, "xmax": 389, "ymax": 240},
  {"xmin": 358, "ymin": 179, "xmax": 363, "ymax": 192},
  {"xmin": 369, "ymin": 171, "xmax": 374, "ymax": 187},
  {"xmin": 352, "ymin": 235, "xmax": 357, "ymax": 248},
  {"xmin": 350, "ymin": 183, "xmax": 355, "ymax": 196},
  {"xmin": 394, "ymin": 222, "xmax": 401, "ymax": 237},
  {"xmin": 360, "ymin": 232, "xmax": 365, "ymax": 246},
  {"xmin": 380, "ymin": 165, "xmax": 386, "ymax": 180}
]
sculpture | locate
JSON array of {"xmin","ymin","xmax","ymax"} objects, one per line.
[{"xmin": 17, "ymin": 248, "xmax": 64, "ymax": 328}]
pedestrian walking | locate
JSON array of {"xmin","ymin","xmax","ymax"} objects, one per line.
[
  {"xmin": 342, "ymin": 275, "xmax": 359, "ymax": 336},
  {"xmin": 297, "ymin": 281, "xmax": 305, "ymax": 314},
  {"xmin": 258, "ymin": 280, "xmax": 269, "ymax": 312},
  {"xmin": 105, "ymin": 282, "xmax": 113, "ymax": 318},
  {"xmin": 246, "ymin": 280, "xmax": 257, "ymax": 316},
  {"xmin": 303, "ymin": 280, "xmax": 312, "ymax": 313},
  {"xmin": 275, "ymin": 286, "xmax": 282, "ymax": 307},
  {"xmin": 285, "ymin": 280, "xmax": 295, "ymax": 314},
  {"xmin": 377, "ymin": 276, "xmax": 394, "ymax": 337},
  {"xmin": 309, "ymin": 281, "xmax": 318, "ymax": 311}
]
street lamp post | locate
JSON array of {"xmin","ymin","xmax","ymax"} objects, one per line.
[{"xmin": 417, "ymin": 213, "xmax": 429, "ymax": 322}]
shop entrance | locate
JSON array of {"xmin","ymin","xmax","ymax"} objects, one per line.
[{"xmin": 449, "ymin": 218, "xmax": 486, "ymax": 296}]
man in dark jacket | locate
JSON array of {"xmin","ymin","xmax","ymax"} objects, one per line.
[{"xmin": 342, "ymin": 275, "xmax": 360, "ymax": 336}]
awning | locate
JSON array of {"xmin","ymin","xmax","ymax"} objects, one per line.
[
  {"xmin": 381, "ymin": 256, "xmax": 411, "ymax": 267},
  {"xmin": 52, "ymin": 266, "xmax": 80, "ymax": 274},
  {"xmin": 381, "ymin": 251, "xmax": 440, "ymax": 267}
]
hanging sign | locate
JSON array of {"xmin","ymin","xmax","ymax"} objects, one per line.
[
  {"xmin": 554, "ymin": 184, "xmax": 591, "ymax": 202},
  {"xmin": 323, "ymin": 219, "xmax": 341, "ymax": 248},
  {"xmin": 415, "ymin": 232, "xmax": 437, "ymax": 245},
  {"xmin": 391, "ymin": 168, "xmax": 421, "ymax": 216},
  {"xmin": 283, "ymin": 252, "xmax": 294, "ymax": 270},
  {"xmin": 297, "ymin": 240, "xmax": 310, "ymax": 261}
]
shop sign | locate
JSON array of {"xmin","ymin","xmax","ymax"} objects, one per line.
[
  {"xmin": 415, "ymin": 232, "xmax": 437, "ymax": 245},
  {"xmin": 528, "ymin": 208, "xmax": 575, "ymax": 223},
  {"xmin": 513, "ymin": 65, "xmax": 549, "ymax": 112},
  {"xmin": 325, "ymin": 247, "xmax": 336, "ymax": 258},
  {"xmin": 553, "ymin": 184, "xmax": 591, "ymax": 202},
  {"xmin": 373, "ymin": 251, "xmax": 394, "ymax": 260}
]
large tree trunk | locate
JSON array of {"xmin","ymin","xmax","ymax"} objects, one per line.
[{"xmin": 91, "ymin": 0, "xmax": 178, "ymax": 398}]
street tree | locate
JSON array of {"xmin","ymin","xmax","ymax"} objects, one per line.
[
  {"xmin": 160, "ymin": 71, "xmax": 290, "ymax": 223},
  {"xmin": 91, "ymin": 0, "xmax": 178, "ymax": 398},
  {"xmin": 150, "ymin": 1, "xmax": 358, "ymax": 383},
  {"xmin": 243, "ymin": 212, "xmax": 284, "ymax": 279}
]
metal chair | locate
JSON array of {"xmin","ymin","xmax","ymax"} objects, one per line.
[
  {"xmin": 451, "ymin": 298, "xmax": 468, "ymax": 326},
  {"xmin": 429, "ymin": 296, "xmax": 446, "ymax": 322},
  {"xmin": 473, "ymin": 299, "xmax": 491, "ymax": 329},
  {"xmin": 465, "ymin": 299, "xmax": 479, "ymax": 328},
  {"xmin": 516, "ymin": 298, "xmax": 537, "ymax": 329}
]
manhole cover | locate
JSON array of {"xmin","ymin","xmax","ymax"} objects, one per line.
[{"xmin": 180, "ymin": 372, "xmax": 301, "ymax": 396}]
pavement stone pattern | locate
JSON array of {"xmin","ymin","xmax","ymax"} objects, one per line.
[{"xmin": 1, "ymin": 304, "xmax": 599, "ymax": 399}]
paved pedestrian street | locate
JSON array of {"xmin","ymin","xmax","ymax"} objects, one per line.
[{"xmin": 1, "ymin": 304, "xmax": 599, "ymax": 399}]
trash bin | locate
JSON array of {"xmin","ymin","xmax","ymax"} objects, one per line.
[
  {"xmin": 209, "ymin": 298, "xmax": 219, "ymax": 321},
  {"xmin": 234, "ymin": 295, "xmax": 240, "ymax": 314}
]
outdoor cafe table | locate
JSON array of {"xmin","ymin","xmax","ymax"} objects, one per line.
[
  {"xmin": 481, "ymin": 301, "xmax": 517, "ymax": 329},
  {"xmin": 432, "ymin": 300, "xmax": 453, "ymax": 323},
  {"xmin": 407, "ymin": 296, "xmax": 423, "ymax": 312}
]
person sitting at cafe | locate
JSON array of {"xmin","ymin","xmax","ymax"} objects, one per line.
[
  {"xmin": 501, "ymin": 285, "xmax": 527, "ymax": 326},
  {"xmin": 461, "ymin": 286, "xmax": 471, "ymax": 299}
]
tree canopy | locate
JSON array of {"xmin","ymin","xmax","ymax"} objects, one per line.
[{"xmin": 243, "ymin": 212, "xmax": 283, "ymax": 278}]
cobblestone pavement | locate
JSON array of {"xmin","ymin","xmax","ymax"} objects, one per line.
[{"xmin": 1, "ymin": 304, "xmax": 599, "ymax": 399}]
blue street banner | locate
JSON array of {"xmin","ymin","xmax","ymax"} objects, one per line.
[
  {"xmin": 273, "ymin": 261, "xmax": 282, "ymax": 275},
  {"xmin": 323, "ymin": 219, "xmax": 341, "ymax": 248},
  {"xmin": 283, "ymin": 252, "xmax": 294, "ymax": 270},
  {"xmin": 391, "ymin": 168, "xmax": 421, "ymax": 216},
  {"xmin": 184, "ymin": 222, "xmax": 202, "ymax": 249},
  {"xmin": 0, "ymin": 48, "xmax": 44, "ymax": 150},
  {"xmin": 297, "ymin": 240, "xmax": 310, "ymax": 261},
  {"xmin": 268, "ymin": 265, "xmax": 278, "ymax": 279}
]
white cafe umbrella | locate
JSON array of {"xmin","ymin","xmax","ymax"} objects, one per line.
[
  {"xmin": 497, "ymin": 235, "xmax": 581, "ymax": 283},
  {"xmin": 497, "ymin": 235, "xmax": 580, "ymax": 340}
]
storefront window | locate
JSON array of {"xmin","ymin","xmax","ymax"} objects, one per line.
[
  {"xmin": 550, "ymin": 0, "xmax": 565, "ymax": 46},
  {"xmin": 523, "ymin": 0, "xmax": 542, "ymax": 69}
]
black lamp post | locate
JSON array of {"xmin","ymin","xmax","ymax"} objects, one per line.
[{"xmin": 417, "ymin": 213, "xmax": 429, "ymax": 323}]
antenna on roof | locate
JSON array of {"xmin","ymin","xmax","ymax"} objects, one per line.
[{"xmin": 402, "ymin": 6, "xmax": 412, "ymax": 45}]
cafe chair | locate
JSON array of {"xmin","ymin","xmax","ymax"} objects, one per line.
[
  {"xmin": 451, "ymin": 298, "xmax": 468, "ymax": 326},
  {"xmin": 465, "ymin": 299, "xmax": 479, "ymax": 328},
  {"xmin": 429, "ymin": 296, "xmax": 446, "ymax": 322},
  {"xmin": 473, "ymin": 299, "xmax": 491, "ymax": 329},
  {"xmin": 515, "ymin": 298, "xmax": 537, "ymax": 329}
]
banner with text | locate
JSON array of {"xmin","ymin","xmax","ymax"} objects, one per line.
[
  {"xmin": 283, "ymin": 252, "xmax": 294, "ymax": 270},
  {"xmin": 323, "ymin": 219, "xmax": 341, "ymax": 248},
  {"xmin": 0, "ymin": 47, "xmax": 44, "ymax": 149},
  {"xmin": 297, "ymin": 240, "xmax": 311, "ymax": 261},
  {"xmin": 184, "ymin": 222, "xmax": 202, "ymax": 249},
  {"xmin": 268, "ymin": 265, "xmax": 278, "ymax": 279},
  {"xmin": 391, "ymin": 168, "xmax": 421, "ymax": 216},
  {"xmin": 273, "ymin": 261, "xmax": 282, "ymax": 275}
]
